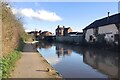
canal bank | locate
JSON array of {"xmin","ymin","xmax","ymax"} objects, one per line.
[{"xmin": 10, "ymin": 41, "xmax": 62, "ymax": 78}]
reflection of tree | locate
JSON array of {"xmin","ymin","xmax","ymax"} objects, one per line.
[{"xmin": 82, "ymin": 48, "xmax": 119, "ymax": 78}]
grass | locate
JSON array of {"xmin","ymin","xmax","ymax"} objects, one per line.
[{"xmin": 0, "ymin": 50, "xmax": 21, "ymax": 78}]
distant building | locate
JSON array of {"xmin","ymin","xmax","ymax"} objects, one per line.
[
  {"xmin": 41, "ymin": 31, "xmax": 52, "ymax": 36},
  {"xmin": 27, "ymin": 30, "xmax": 41, "ymax": 41},
  {"xmin": 56, "ymin": 25, "xmax": 72, "ymax": 36},
  {"xmin": 27, "ymin": 30, "xmax": 42, "ymax": 36},
  {"xmin": 27, "ymin": 31, "xmax": 34, "ymax": 34},
  {"xmin": 63, "ymin": 26, "xmax": 72, "ymax": 36},
  {"xmin": 37, "ymin": 30, "xmax": 42, "ymax": 36},
  {"xmin": 56, "ymin": 25, "xmax": 64, "ymax": 36},
  {"xmin": 69, "ymin": 32, "xmax": 83, "ymax": 36},
  {"xmin": 83, "ymin": 13, "xmax": 120, "ymax": 45}
]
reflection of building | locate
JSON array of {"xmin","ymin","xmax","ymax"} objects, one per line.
[
  {"xmin": 56, "ymin": 45, "xmax": 72, "ymax": 58},
  {"xmin": 83, "ymin": 49, "xmax": 119, "ymax": 78},
  {"xmin": 37, "ymin": 42, "xmax": 52, "ymax": 49}
]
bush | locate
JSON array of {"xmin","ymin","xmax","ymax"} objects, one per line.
[{"xmin": 1, "ymin": 2, "xmax": 26, "ymax": 56}]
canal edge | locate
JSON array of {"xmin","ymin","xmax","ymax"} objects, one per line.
[{"xmin": 36, "ymin": 47, "xmax": 63, "ymax": 78}]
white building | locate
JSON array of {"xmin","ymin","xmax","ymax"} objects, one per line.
[{"xmin": 83, "ymin": 13, "xmax": 120, "ymax": 45}]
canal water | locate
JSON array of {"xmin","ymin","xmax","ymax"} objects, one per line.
[{"xmin": 37, "ymin": 42, "xmax": 119, "ymax": 78}]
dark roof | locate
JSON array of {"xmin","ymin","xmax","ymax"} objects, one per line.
[
  {"xmin": 83, "ymin": 13, "xmax": 120, "ymax": 30},
  {"xmin": 42, "ymin": 31, "xmax": 48, "ymax": 33},
  {"xmin": 42, "ymin": 31, "xmax": 52, "ymax": 34},
  {"xmin": 27, "ymin": 31, "xmax": 38, "ymax": 34},
  {"xmin": 65, "ymin": 27, "xmax": 70, "ymax": 29},
  {"xmin": 69, "ymin": 32, "xmax": 83, "ymax": 35},
  {"xmin": 64, "ymin": 27, "xmax": 72, "ymax": 31},
  {"xmin": 69, "ymin": 32, "xmax": 78, "ymax": 34},
  {"xmin": 56, "ymin": 27, "xmax": 71, "ymax": 31},
  {"xmin": 76, "ymin": 32, "xmax": 83, "ymax": 35},
  {"xmin": 56, "ymin": 27, "xmax": 64, "ymax": 30}
]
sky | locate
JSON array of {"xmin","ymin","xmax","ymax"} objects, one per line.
[{"xmin": 10, "ymin": 2, "xmax": 119, "ymax": 34}]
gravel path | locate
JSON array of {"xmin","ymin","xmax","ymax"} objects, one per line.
[{"xmin": 10, "ymin": 42, "xmax": 61, "ymax": 78}]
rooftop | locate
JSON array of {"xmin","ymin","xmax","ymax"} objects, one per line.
[{"xmin": 83, "ymin": 13, "xmax": 120, "ymax": 30}]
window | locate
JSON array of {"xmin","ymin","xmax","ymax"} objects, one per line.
[
  {"xmin": 114, "ymin": 34, "xmax": 119, "ymax": 41},
  {"xmin": 111, "ymin": 35, "xmax": 113, "ymax": 38},
  {"xmin": 89, "ymin": 35, "xmax": 93, "ymax": 41}
]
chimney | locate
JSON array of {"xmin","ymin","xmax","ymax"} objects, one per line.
[
  {"xmin": 58, "ymin": 25, "xmax": 60, "ymax": 28},
  {"xmin": 108, "ymin": 12, "xmax": 110, "ymax": 17},
  {"xmin": 107, "ymin": 12, "xmax": 110, "ymax": 21},
  {"xmin": 63, "ymin": 26, "xmax": 65, "ymax": 29}
]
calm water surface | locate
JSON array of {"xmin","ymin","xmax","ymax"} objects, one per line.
[{"xmin": 37, "ymin": 42, "xmax": 118, "ymax": 78}]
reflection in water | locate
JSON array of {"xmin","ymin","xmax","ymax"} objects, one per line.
[
  {"xmin": 56, "ymin": 44, "xmax": 72, "ymax": 58},
  {"xmin": 37, "ymin": 42, "xmax": 62, "ymax": 65},
  {"xmin": 82, "ymin": 49, "xmax": 119, "ymax": 78},
  {"xmin": 37, "ymin": 42, "xmax": 119, "ymax": 79},
  {"xmin": 37, "ymin": 42, "xmax": 52, "ymax": 49}
]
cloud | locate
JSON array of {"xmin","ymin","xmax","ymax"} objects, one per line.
[
  {"xmin": 46, "ymin": 56, "xmax": 62, "ymax": 65},
  {"xmin": 12, "ymin": 8, "xmax": 62, "ymax": 22}
]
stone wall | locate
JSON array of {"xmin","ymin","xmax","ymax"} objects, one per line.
[{"xmin": 56, "ymin": 36, "xmax": 83, "ymax": 44}]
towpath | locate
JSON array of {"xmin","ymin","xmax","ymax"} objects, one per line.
[{"xmin": 11, "ymin": 42, "xmax": 61, "ymax": 78}]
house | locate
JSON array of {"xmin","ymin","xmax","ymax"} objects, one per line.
[
  {"xmin": 37, "ymin": 30, "xmax": 42, "ymax": 36},
  {"xmin": 41, "ymin": 31, "xmax": 52, "ymax": 36},
  {"xmin": 83, "ymin": 13, "xmax": 120, "ymax": 45},
  {"xmin": 56, "ymin": 25, "xmax": 64, "ymax": 36},
  {"xmin": 27, "ymin": 30, "xmax": 42, "ymax": 36},
  {"xmin": 63, "ymin": 26, "xmax": 72, "ymax": 36},
  {"xmin": 56, "ymin": 25, "xmax": 72, "ymax": 36}
]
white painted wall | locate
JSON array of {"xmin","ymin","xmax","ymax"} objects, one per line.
[
  {"xmin": 85, "ymin": 29, "xmax": 94, "ymax": 42},
  {"xmin": 98, "ymin": 24, "xmax": 118, "ymax": 42},
  {"xmin": 99, "ymin": 24, "xmax": 118, "ymax": 34},
  {"xmin": 85, "ymin": 24, "xmax": 118, "ymax": 43}
]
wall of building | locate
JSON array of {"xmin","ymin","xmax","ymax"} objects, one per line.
[
  {"xmin": 56, "ymin": 28, "xmax": 64, "ymax": 36},
  {"xmin": 85, "ymin": 24, "xmax": 118, "ymax": 43},
  {"xmin": 98, "ymin": 24, "xmax": 118, "ymax": 42},
  {"xmin": 56, "ymin": 36, "xmax": 83, "ymax": 44},
  {"xmin": 85, "ymin": 29, "xmax": 94, "ymax": 42},
  {"xmin": 99, "ymin": 24, "xmax": 118, "ymax": 34}
]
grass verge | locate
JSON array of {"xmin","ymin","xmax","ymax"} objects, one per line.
[{"xmin": 0, "ymin": 50, "xmax": 21, "ymax": 78}]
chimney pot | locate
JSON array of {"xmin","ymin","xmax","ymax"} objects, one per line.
[
  {"xmin": 108, "ymin": 12, "xmax": 110, "ymax": 17},
  {"xmin": 63, "ymin": 26, "xmax": 65, "ymax": 28}
]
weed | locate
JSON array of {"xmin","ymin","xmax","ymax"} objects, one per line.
[{"xmin": 0, "ymin": 50, "xmax": 21, "ymax": 78}]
